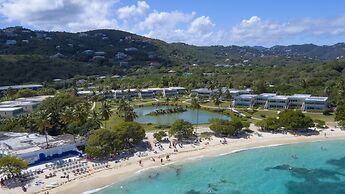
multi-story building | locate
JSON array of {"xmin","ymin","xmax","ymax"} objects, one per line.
[
  {"xmin": 287, "ymin": 94, "xmax": 311, "ymax": 109},
  {"xmin": 163, "ymin": 88, "xmax": 179, "ymax": 97},
  {"xmin": 139, "ymin": 89, "xmax": 155, "ymax": 99},
  {"xmin": 169, "ymin": 87, "xmax": 187, "ymax": 95},
  {"xmin": 266, "ymin": 96, "xmax": 289, "ymax": 109},
  {"xmin": 191, "ymin": 88, "xmax": 217, "ymax": 98},
  {"xmin": 303, "ymin": 97, "xmax": 328, "ymax": 111},
  {"xmin": 0, "ymin": 107, "xmax": 23, "ymax": 118},
  {"xmin": 233, "ymin": 93, "xmax": 328, "ymax": 112},
  {"xmin": 233, "ymin": 94, "xmax": 257, "ymax": 107},
  {"xmin": 254, "ymin": 93, "xmax": 276, "ymax": 106}
]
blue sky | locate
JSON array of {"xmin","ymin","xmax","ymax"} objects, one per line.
[{"xmin": 0, "ymin": 0, "xmax": 345, "ymax": 46}]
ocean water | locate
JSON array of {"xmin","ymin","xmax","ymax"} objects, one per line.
[
  {"xmin": 134, "ymin": 106, "xmax": 230, "ymax": 125},
  {"xmin": 96, "ymin": 140, "xmax": 345, "ymax": 194}
]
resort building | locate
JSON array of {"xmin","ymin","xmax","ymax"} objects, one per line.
[
  {"xmin": 303, "ymin": 97, "xmax": 328, "ymax": 111},
  {"xmin": 254, "ymin": 93, "xmax": 276, "ymax": 106},
  {"xmin": 139, "ymin": 89, "xmax": 155, "ymax": 99},
  {"xmin": 233, "ymin": 94, "xmax": 257, "ymax": 107},
  {"xmin": 229, "ymin": 88, "xmax": 252, "ymax": 98},
  {"xmin": 0, "ymin": 101, "xmax": 39, "ymax": 112},
  {"xmin": 0, "ymin": 95, "xmax": 52, "ymax": 118},
  {"xmin": 191, "ymin": 88, "xmax": 217, "ymax": 98},
  {"xmin": 77, "ymin": 90, "xmax": 93, "ymax": 97},
  {"xmin": 287, "ymin": 94, "xmax": 311, "ymax": 109},
  {"xmin": 146, "ymin": 88, "xmax": 164, "ymax": 96},
  {"xmin": 0, "ymin": 132, "xmax": 84, "ymax": 165},
  {"xmin": 163, "ymin": 88, "xmax": 179, "ymax": 97},
  {"xmin": 0, "ymin": 84, "xmax": 43, "ymax": 92},
  {"xmin": 266, "ymin": 95, "xmax": 289, "ymax": 109},
  {"xmin": 0, "ymin": 107, "xmax": 23, "ymax": 118},
  {"xmin": 233, "ymin": 93, "xmax": 328, "ymax": 112},
  {"xmin": 169, "ymin": 87, "xmax": 187, "ymax": 95}
]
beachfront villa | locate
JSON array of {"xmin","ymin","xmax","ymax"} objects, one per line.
[
  {"xmin": 234, "ymin": 93, "xmax": 328, "ymax": 111},
  {"xmin": 0, "ymin": 132, "xmax": 84, "ymax": 165}
]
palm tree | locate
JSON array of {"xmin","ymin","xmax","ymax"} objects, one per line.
[
  {"xmin": 190, "ymin": 97, "xmax": 201, "ymax": 126},
  {"xmin": 35, "ymin": 110, "xmax": 52, "ymax": 148},
  {"xmin": 213, "ymin": 95, "xmax": 222, "ymax": 108},
  {"xmin": 117, "ymin": 99, "xmax": 137, "ymax": 122},
  {"xmin": 100, "ymin": 101, "xmax": 112, "ymax": 128}
]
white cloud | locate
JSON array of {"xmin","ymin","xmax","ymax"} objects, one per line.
[
  {"xmin": 134, "ymin": 11, "xmax": 221, "ymax": 45},
  {"xmin": 117, "ymin": 1, "xmax": 149, "ymax": 19},
  {"xmin": 138, "ymin": 11, "xmax": 195, "ymax": 31},
  {"xmin": 188, "ymin": 16, "xmax": 214, "ymax": 34},
  {"xmin": 1, "ymin": 0, "xmax": 345, "ymax": 46},
  {"xmin": 0, "ymin": 0, "xmax": 118, "ymax": 32},
  {"xmin": 229, "ymin": 15, "xmax": 345, "ymax": 45}
]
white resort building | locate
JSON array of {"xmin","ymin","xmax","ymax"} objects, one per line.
[
  {"xmin": 234, "ymin": 93, "xmax": 328, "ymax": 112},
  {"xmin": 0, "ymin": 96, "xmax": 53, "ymax": 118},
  {"xmin": 0, "ymin": 132, "xmax": 84, "ymax": 165}
]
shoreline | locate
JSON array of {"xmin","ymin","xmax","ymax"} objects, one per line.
[
  {"xmin": 2, "ymin": 128, "xmax": 345, "ymax": 194},
  {"xmin": 51, "ymin": 129, "xmax": 345, "ymax": 194}
]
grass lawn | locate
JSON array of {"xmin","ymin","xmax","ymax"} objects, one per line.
[
  {"xmin": 304, "ymin": 112, "xmax": 335, "ymax": 123},
  {"xmin": 200, "ymin": 101, "xmax": 232, "ymax": 108},
  {"xmin": 103, "ymin": 113, "xmax": 167, "ymax": 132}
]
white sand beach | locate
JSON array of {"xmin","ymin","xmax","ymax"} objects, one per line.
[{"xmin": 2, "ymin": 125, "xmax": 345, "ymax": 194}]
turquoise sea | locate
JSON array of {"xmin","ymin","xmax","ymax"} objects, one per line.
[{"xmin": 96, "ymin": 140, "xmax": 345, "ymax": 194}]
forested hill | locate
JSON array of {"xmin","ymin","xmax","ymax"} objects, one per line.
[{"xmin": 1, "ymin": 26, "xmax": 345, "ymax": 85}]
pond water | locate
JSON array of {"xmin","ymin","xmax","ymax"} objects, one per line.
[{"xmin": 134, "ymin": 106, "xmax": 230, "ymax": 125}]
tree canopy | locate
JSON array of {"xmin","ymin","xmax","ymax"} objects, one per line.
[
  {"xmin": 85, "ymin": 121, "xmax": 145, "ymax": 159},
  {"xmin": 209, "ymin": 118, "xmax": 244, "ymax": 136},
  {"xmin": 169, "ymin": 119, "xmax": 194, "ymax": 140},
  {"xmin": 335, "ymin": 103, "xmax": 345, "ymax": 129},
  {"xmin": 257, "ymin": 110, "xmax": 314, "ymax": 131},
  {"xmin": 0, "ymin": 156, "xmax": 28, "ymax": 177}
]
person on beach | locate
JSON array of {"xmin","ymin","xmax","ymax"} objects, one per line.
[
  {"xmin": 139, "ymin": 160, "xmax": 142, "ymax": 166},
  {"xmin": 161, "ymin": 158, "xmax": 163, "ymax": 164}
]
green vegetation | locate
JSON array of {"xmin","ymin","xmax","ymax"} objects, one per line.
[
  {"xmin": 209, "ymin": 118, "xmax": 244, "ymax": 136},
  {"xmin": 85, "ymin": 121, "xmax": 145, "ymax": 159},
  {"xmin": 169, "ymin": 119, "xmax": 194, "ymax": 140},
  {"xmin": 146, "ymin": 106, "xmax": 187, "ymax": 116},
  {"xmin": 116, "ymin": 99, "xmax": 138, "ymax": 122},
  {"xmin": 335, "ymin": 103, "xmax": 345, "ymax": 129},
  {"xmin": 153, "ymin": 131, "xmax": 168, "ymax": 142},
  {"xmin": 257, "ymin": 110, "xmax": 314, "ymax": 131},
  {"xmin": 0, "ymin": 93, "xmax": 101, "ymax": 138},
  {"xmin": 0, "ymin": 156, "xmax": 28, "ymax": 177}
]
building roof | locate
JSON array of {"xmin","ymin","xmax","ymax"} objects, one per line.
[
  {"xmin": 268, "ymin": 95, "xmax": 288, "ymax": 100},
  {"xmin": 191, "ymin": 88, "xmax": 215, "ymax": 94},
  {"xmin": 168, "ymin": 87, "xmax": 186, "ymax": 90},
  {"xmin": 289, "ymin": 94, "xmax": 312, "ymax": 99},
  {"xmin": 0, "ymin": 132, "xmax": 77, "ymax": 155},
  {"xmin": 16, "ymin": 95, "xmax": 53, "ymax": 102},
  {"xmin": 305, "ymin": 97, "xmax": 328, "ymax": 102},
  {"xmin": 237, "ymin": 94, "xmax": 258, "ymax": 99},
  {"xmin": 0, "ymin": 84, "xmax": 43, "ymax": 91},
  {"xmin": 0, "ymin": 107, "xmax": 23, "ymax": 112},
  {"xmin": 259, "ymin": 93, "xmax": 277, "ymax": 97}
]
